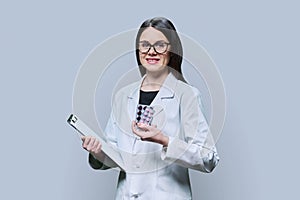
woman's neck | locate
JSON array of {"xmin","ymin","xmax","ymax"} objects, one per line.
[{"xmin": 141, "ymin": 69, "xmax": 169, "ymax": 91}]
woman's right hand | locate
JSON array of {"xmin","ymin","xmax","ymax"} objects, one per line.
[{"xmin": 81, "ymin": 136, "xmax": 103, "ymax": 160}]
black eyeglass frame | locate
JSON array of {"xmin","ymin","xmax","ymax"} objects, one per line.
[{"xmin": 138, "ymin": 41, "xmax": 170, "ymax": 54}]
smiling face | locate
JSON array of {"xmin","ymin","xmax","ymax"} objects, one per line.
[{"xmin": 138, "ymin": 27, "xmax": 171, "ymax": 74}]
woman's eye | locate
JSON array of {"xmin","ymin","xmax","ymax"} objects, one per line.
[
  {"xmin": 155, "ymin": 42, "xmax": 165, "ymax": 48},
  {"xmin": 141, "ymin": 42, "xmax": 150, "ymax": 47}
]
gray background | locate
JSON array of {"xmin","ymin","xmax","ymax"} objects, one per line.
[{"xmin": 0, "ymin": 0, "xmax": 299, "ymax": 199}]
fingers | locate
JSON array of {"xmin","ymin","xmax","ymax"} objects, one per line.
[
  {"xmin": 136, "ymin": 122, "xmax": 150, "ymax": 131},
  {"xmin": 131, "ymin": 121, "xmax": 137, "ymax": 133},
  {"xmin": 131, "ymin": 121, "xmax": 143, "ymax": 137},
  {"xmin": 81, "ymin": 136, "xmax": 101, "ymax": 154},
  {"xmin": 131, "ymin": 121, "xmax": 147, "ymax": 135},
  {"xmin": 133, "ymin": 121, "xmax": 151, "ymax": 132},
  {"xmin": 131, "ymin": 121, "xmax": 161, "ymax": 139}
]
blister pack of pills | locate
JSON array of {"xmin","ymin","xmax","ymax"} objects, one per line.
[{"xmin": 135, "ymin": 104, "xmax": 155, "ymax": 125}]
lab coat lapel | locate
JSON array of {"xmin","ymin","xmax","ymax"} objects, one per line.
[
  {"xmin": 127, "ymin": 76, "xmax": 144, "ymax": 120},
  {"xmin": 127, "ymin": 73, "xmax": 178, "ymax": 122},
  {"xmin": 151, "ymin": 72, "xmax": 177, "ymax": 106},
  {"xmin": 150, "ymin": 73, "xmax": 178, "ymax": 128}
]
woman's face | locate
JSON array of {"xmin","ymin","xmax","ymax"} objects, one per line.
[{"xmin": 138, "ymin": 27, "xmax": 170, "ymax": 74}]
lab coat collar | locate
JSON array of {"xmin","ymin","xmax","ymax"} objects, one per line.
[{"xmin": 127, "ymin": 72, "xmax": 178, "ymax": 100}]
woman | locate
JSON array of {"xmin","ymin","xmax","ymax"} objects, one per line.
[{"xmin": 81, "ymin": 17, "xmax": 219, "ymax": 200}]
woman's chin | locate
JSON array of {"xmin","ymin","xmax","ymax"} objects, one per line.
[{"xmin": 144, "ymin": 64, "xmax": 167, "ymax": 72}]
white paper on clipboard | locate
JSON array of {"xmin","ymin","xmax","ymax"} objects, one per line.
[{"xmin": 67, "ymin": 114, "xmax": 125, "ymax": 171}]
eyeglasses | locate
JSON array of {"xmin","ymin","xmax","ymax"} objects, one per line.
[{"xmin": 138, "ymin": 40, "xmax": 170, "ymax": 54}]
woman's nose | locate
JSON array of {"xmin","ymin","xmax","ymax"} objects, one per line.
[{"xmin": 148, "ymin": 46, "xmax": 157, "ymax": 55}]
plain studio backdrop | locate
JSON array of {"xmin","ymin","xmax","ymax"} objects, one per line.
[{"xmin": 0, "ymin": 1, "xmax": 299, "ymax": 199}]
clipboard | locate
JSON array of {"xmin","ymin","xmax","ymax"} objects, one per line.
[{"xmin": 67, "ymin": 114, "xmax": 125, "ymax": 171}]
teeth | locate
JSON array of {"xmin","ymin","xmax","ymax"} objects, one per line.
[
  {"xmin": 146, "ymin": 58, "xmax": 159, "ymax": 64},
  {"xmin": 147, "ymin": 59, "xmax": 159, "ymax": 61}
]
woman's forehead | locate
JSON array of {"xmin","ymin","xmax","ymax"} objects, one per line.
[{"xmin": 139, "ymin": 27, "xmax": 169, "ymax": 43}]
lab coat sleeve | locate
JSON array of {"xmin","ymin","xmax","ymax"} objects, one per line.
[
  {"xmin": 161, "ymin": 87, "xmax": 220, "ymax": 173},
  {"xmin": 88, "ymin": 113, "xmax": 119, "ymax": 170}
]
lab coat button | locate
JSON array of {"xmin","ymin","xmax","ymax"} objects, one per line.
[{"xmin": 134, "ymin": 164, "xmax": 140, "ymax": 168}]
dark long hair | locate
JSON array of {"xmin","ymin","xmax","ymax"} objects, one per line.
[{"xmin": 135, "ymin": 17, "xmax": 185, "ymax": 81}]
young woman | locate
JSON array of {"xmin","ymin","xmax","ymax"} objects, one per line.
[{"xmin": 81, "ymin": 17, "xmax": 219, "ymax": 200}]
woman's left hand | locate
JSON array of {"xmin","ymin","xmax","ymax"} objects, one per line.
[{"xmin": 131, "ymin": 121, "xmax": 169, "ymax": 146}]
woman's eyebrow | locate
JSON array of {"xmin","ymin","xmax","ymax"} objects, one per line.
[{"xmin": 139, "ymin": 40, "xmax": 168, "ymax": 43}]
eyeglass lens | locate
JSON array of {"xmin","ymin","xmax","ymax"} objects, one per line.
[{"xmin": 139, "ymin": 41, "xmax": 169, "ymax": 54}]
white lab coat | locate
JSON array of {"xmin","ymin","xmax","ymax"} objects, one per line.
[{"xmin": 89, "ymin": 72, "xmax": 219, "ymax": 200}]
